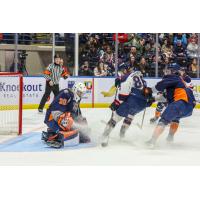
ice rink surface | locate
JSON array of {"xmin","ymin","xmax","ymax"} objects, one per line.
[{"xmin": 0, "ymin": 107, "xmax": 200, "ymax": 165}]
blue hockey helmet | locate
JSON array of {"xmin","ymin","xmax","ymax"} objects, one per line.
[
  {"xmin": 118, "ymin": 62, "xmax": 129, "ymax": 71},
  {"xmin": 164, "ymin": 63, "xmax": 181, "ymax": 75},
  {"xmin": 168, "ymin": 63, "xmax": 180, "ymax": 71}
]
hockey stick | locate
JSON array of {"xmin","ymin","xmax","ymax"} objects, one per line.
[{"xmin": 139, "ymin": 107, "xmax": 146, "ymax": 129}]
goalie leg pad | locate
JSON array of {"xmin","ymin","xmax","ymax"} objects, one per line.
[
  {"xmin": 41, "ymin": 128, "xmax": 57, "ymax": 142},
  {"xmin": 45, "ymin": 132, "xmax": 64, "ymax": 148}
]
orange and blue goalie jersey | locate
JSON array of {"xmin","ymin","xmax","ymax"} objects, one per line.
[
  {"xmin": 155, "ymin": 74, "xmax": 196, "ymax": 107},
  {"xmin": 44, "ymin": 89, "xmax": 80, "ymax": 125}
]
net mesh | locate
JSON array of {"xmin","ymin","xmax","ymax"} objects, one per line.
[{"xmin": 0, "ymin": 74, "xmax": 21, "ymax": 135}]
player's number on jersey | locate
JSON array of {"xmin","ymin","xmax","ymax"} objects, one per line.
[
  {"xmin": 133, "ymin": 76, "xmax": 145, "ymax": 89},
  {"xmin": 59, "ymin": 98, "xmax": 68, "ymax": 105}
]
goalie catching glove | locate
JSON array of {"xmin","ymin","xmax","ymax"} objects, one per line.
[{"xmin": 57, "ymin": 112, "xmax": 74, "ymax": 131}]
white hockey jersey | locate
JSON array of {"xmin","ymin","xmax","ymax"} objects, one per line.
[{"xmin": 116, "ymin": 71, "xmax": 147, "ymax": 103}]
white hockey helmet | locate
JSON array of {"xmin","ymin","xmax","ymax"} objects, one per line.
[{"xmin": 72, "ymin": 82, "xmax": 87, "ymax": 99}]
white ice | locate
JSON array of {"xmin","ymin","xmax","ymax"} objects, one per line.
[{"xmin": 0, "ymin": 107, "xmax": 200, "ymax": 165}]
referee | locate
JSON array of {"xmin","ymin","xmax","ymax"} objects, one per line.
[{"xmin": 38, "ymin": 54, "xmax": 69, "ymax": 113}]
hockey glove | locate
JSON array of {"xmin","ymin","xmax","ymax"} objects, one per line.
[
  {"xmin": 115, "ymin": 77, "xmax": 121, "ymax": 88},
  {"xmin": 110, "ymin": 99, "xmax": 120, "ymax": 111},
  {"xmin": 142, "ymin": 87, "xmax": 153, "ymax": 98},
  {"xmin": 146, "ymin": 96, "xmax": 155, "ymax": 107}
]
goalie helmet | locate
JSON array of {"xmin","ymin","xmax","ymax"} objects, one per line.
[{"xmin": 72, "ymin": 82, "xmax": 87, "ymax": 102}]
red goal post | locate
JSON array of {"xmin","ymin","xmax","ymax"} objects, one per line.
[{"xmin": 0, "ymin": 72, "xmax": 23, "ymax": 135}]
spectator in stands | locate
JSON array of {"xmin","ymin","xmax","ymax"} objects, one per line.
[
  {"xmin": 173, "ymin": 33, "xmax": 187, "ymax": 48},
  {"xmin": 144, "ymin": 42, "xmax": 156, "ymax": 61},
  {"xmin": 139, "ymin": 57, "xmax": 149, "ymax": 76},
  {"xmin": 187, "ymin": 37, "xmax": 198, "ymax": 58},
  {"xmin": 79, "ymin": 61, "xmax": 93, "ymax": 76},
  {"xmin": 161, "ymin": 38, "xmax": 173, "ymax": 58},
  {"xmin": 87, "ymin": 46, "xmax": 99, "ymax": 67},
  {"xmin": 101, "ymin": 46, "xmax": 114, "ymax": 66},
  {"xmin": 77, "ymin": 33, "xmax": 198, "ymax": 78},
  {"xmin": 136, "ymin": 38, "xmax": 145, "ymax": 56},
  {"xmin": 129, "ymin": 46, "xmax": 137, "ymax": 58},
  {"xmin": 94, "ymin": 62, "xmax": 107, "ymax": 76},
  {"xmin": 129, "ymin": 55, "xmax": 137, "ymax": 70},
  {"xmin": 102, "ymin": 64, "xmax": 109, "ymax": 76},
  {"xmin": 188, "ymin": 33, "xmax": 198, "ymax": 44},
  {"xmin": 0, "ymin": 33, "xmax": 3, "ymax": 43},
  {"xmin": 173, "ymin": 40, "xmax": 187, "ymax": 66},
  {"xmin": 124, "ymin": 34, "xmax": 138, "ymax": 47},
  {"xmin": 149, "ymin": 55, "xmax": 156, "ymax": 76},
  {"xmin": 189, "ymin": 58, "xmax": 199, "ymax": 77}
]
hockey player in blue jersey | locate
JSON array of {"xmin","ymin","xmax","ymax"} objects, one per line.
[
  {"xmin": 146, "ymin": 64, "xmax": 196, "ymax": 148},
  {"xmin": 101, "ymin": 65, "xmax": 155, "ymax": 147},
  {"xmin": 42, "ymin": 82, "xmax": 91, "ymax": 148},
  {"xmin": 149, "ymin": 64, "xmax": 194, "ymax": 124}
]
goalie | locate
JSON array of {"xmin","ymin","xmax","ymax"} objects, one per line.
[{"xmin": 42, "ymin": 82, "xmax": 91, "ymax": 148}]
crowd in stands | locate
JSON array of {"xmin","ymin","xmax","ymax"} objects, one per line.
[
  {"xmin": 78, "ymin": 33, "xmax": 200, "ymax": 78},
  {"xmin": 0, "ymin": 33, "xmax": 199, "ymax": 77}
]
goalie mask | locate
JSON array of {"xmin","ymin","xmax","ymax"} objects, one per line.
[{"xmin": 72, "ymin": 82, "xmax": 87, "ymax": 102}]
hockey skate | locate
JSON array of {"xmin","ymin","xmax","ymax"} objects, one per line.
[
  {"xmin": 41, "ymin": 129, "xmax": 56, "ymax": 142},
  {"xmin": 46, "ymin": 140, "xmax": 64, "ymax": 148},
  {"xmin": 119, "ymin": 125, "xmax": 126, "ymax": 139},
  {"xmin": 45, "ymin": 132, "xmax": 64, "ymax": 148},
  {"xmin": 38, "ymin": 109, "xmax": 43, "ymax": 114},
  {"xmin": 166, "ymin": 133, "xmax": 174, "ymax": 143},
  {"xmin": 101, "ymin": 118, "xmax": 116, "ymax": 147},
  {"xmin": 101, "ymin": 133, "xmax": 109, "ymax": 147},
  {"xmin": 41, "ymin": 131, "xmax": 48, "ymax": 142},
  {"xmin": 145, "ymin": 138, "xmax": 156, "ymax": 149}
]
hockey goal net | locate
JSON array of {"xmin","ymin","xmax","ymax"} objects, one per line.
[{"xmin": 0, "ymin": 72, "xmax": 23, "ymax": 135}]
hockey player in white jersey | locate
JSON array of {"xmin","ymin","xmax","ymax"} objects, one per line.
[{"xmin": 101, "ymin": 64, "xmax": 155, "ymax": 147}]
